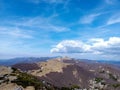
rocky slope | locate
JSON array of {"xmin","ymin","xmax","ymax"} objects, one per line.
[
  {"xmin": 0, "ymin": 57, "xmax": 120, "ymax": 90},
  {"xmin": 12, "ymin": 57, "xmax": 120, "ymax": 90},
  {"xmin": 0, "ymin": 66, "xmax": 59, "ymax": 90}
]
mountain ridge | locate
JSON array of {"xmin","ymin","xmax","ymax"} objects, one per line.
[
  {"xmin": 0, "ymin": 57, "xmax": 120, "ymax": 67},
  {"xmin": 11, "ymin": 57, "xmax": 120, "ymax": 90}
]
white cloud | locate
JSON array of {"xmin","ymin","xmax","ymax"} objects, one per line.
[
  {"xmin": 51, "ymin": 40, "xmax": 91, "ymax": 53},
  {"xmin": 51, "ymin": 37, "xmax": 120, "ymax": 56},
  {"xmin": 107, "ymin": 13, "xmax": 120, "ymax": 25},
  {"xmin": 80, "ymin": 13, "xmax": 101, "ymax": 24},
  {"xmin": 0, "ymin": 26, "xmax": 33, "ymax": 39},
  {"xmin": 5, "ymin": 17, "xmax": 69, "ymax": 32},
  {"xmin": 91, "ymin": 37, "xmax": 120, "ymax": 55}
]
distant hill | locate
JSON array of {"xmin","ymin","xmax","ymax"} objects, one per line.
[
  {"xmin": 96, "ymin": 60, "xmax": 120, "ymax": 68},
  {"xmin": 0, "ymin": 57, "xmax": 55, "ymax": 66},
  {"xmin": 78, "ymin": 59, "xmax": 120, "ymax": 68},
  {"xmin": 0, "ymin": 56, "xmax": 119, "ymax": 67}
]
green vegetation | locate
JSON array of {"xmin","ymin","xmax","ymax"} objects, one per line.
[
  {"xmin": 109, "ymin": 73, "xmax": 117, "ymax": 81},
  {"xmin": 61, "ymin": 87, "xmax": 71, "ymax": 90},
  {"xmin": 95, "ymin": 77, "xmax": 103, "ymax": 83},
  {"xmin": 71, "ymin": 85, "xmax": 80, "ymax": 89},
  {"xmin": 61, "ymin": 85, "xmax": 80, "ymax": 90},
  {"xmin": 11, "ymin": 67, "xmax": 20, "ymax": 74},
  {"xmin": 101, "ymin": 82, "xmax": 106, "ymax": 85},
  {"xmin": 10, "ymin": 67, "xmax": 81, "ymax": 90},
  {"xmin": 11, "ymin": 72, "xmax": 44, "ymax": 89},
  {"xmin": 99, "ymin": 70, "xmax": 105, "ymax": 73},
  {"xmin": 11, "ymin": 67, "xmax": 57, "ymax": 90},
  {"xmin": 12, "ymin": 67, "xmax": 18, "ymax": 72},
  {"xmin": 112, "ymin": 84, "xmax": 120, "ymax": 88}
]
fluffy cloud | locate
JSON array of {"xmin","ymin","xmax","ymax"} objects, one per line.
[
  {"xmin": 51, "ymin": 40, "xmax": 91, "ymax": 53},
  {"xmin": 91, "ymin": 37, "xmax": 120, "ymax": 55},
  {"xmin": 51, "ymin": 37, "xmax": 120, "ymax": 55}
]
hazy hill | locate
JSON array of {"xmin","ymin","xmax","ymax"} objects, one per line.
[{"xmin": 0, "ymin": 57, "xmax": 55, "ymax": 66}]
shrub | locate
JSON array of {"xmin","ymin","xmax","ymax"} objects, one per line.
[
  {"xmin": 61, "ymin": 87, "xmax": 71, "ymax": 90},
  {"xmin": 95, "ymin": 77, "xmax": 103, "ymax": 83},
  {"xmin": 112, "ymin": 84, "xmax": 120, "ymax": 88},
  {"xmin": 12, "ymin": 72, "xmax": 43, "ymax": 89},
  {"xmin": 71, "ymin": 85, "xmax": 80, "ymax": 89},
  {"xmin": 109, "ymin": 73, "xmax": 117, "ymax": 81}
]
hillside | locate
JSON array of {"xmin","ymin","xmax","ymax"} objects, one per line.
[
  {"xmin": 0, "ymin": 66, "xmax": 59, "ymax": 90},
  {"xmin": 11, "ymin": 57, "xmax": 120, "ymax": 90}
]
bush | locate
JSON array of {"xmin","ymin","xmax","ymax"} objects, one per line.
[
  {"xmin": 95, "ymin": 77, "xmax": 103, "ymax": 83},
  {"xmin": 112, "ymin": 84, "xmax": 120, "ymax": 88},
  {"xmin": 61, "ymin": 87, "xmax": 71, "ymax": 90},
  {"xmin": 11, "ymin": 67, "xmax": 20, "ymax": 73},
  {"xmin": 109, "ymin": 73, "xmax": 117, "ymax": 81},
  {"xmin": 12, "ymin": 72, "xmax": 43, "ymax": 89},
  {"xmin": 71, "ymin": 85, "xmax": 80, "ymax": 89}
]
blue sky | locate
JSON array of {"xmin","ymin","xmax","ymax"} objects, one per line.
[{"xmin": 0, "ymin": 0, "xmax": 120, "ymax": 60}]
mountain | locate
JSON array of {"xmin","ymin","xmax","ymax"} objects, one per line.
[
  {"xmin": 11, "ymin": 57, "xmax": 120, "ymax": 90},
  {"xmin": 1, "ymin": 57, "xmax": 119, "ymax": 68},
  {"xmin": 0, "ymin": 57, "xmax": 56, "ymax": 66},
  {"xmin": 97, "ymin": 60, "xmax": 120, "ymax": 68},
  {"xmin": 78, "ymin": 59, "xmax": 120, "ymax": 68}
]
